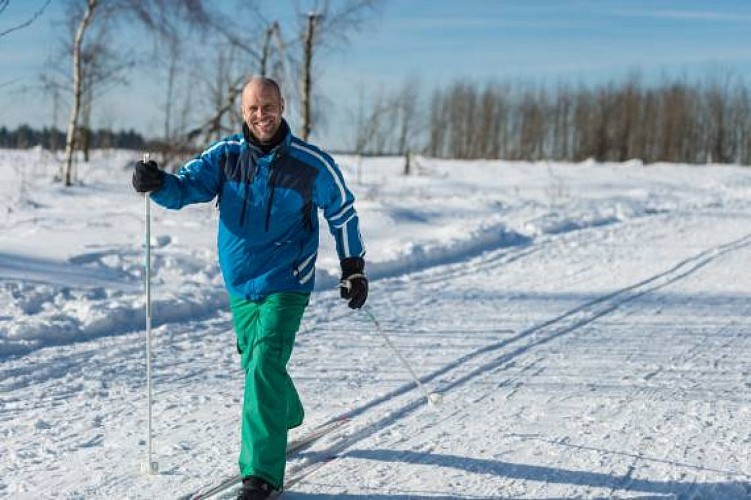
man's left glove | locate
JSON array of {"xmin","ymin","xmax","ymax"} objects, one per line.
[
  {"xmin": 132, "ymin": 160, "xmax": 165, "ymax": 193},
  {"xmin": 340, "ymin": 257, "xmax": 368, "ymax": 309}
]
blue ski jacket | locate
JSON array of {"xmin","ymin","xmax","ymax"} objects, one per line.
[{"xmin": 150, "ymin": 120, "xmax": 365, "ymax": 300}]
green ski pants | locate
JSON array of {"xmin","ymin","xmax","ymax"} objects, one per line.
[{"xmin": 229, "ymin": 292, "xmax": 310, "ymax": 490}]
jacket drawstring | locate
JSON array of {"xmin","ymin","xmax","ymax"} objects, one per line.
[
  {"xmin": 264, "ymin": 167, "xmax": 277, "ymax": 232},
  {"xmin": 239, "ymin": 181, "xmax": 250, "ymax": 227},
  {"xmin": 239, "ymin": 150, "xmax": 255, "ymax": 227}
]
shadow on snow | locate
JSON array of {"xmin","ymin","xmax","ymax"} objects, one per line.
[{"xmin": 294, "ymin": 448, "xmax": 750, "ymax": 499}]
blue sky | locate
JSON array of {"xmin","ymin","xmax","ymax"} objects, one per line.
[
  {"xmin": 1, "ymin": 0, "xmax": 750, "ymax": 149},
  {"xmin": 331, "ymin": 0, "xmax": 751, "ymax": 86}
]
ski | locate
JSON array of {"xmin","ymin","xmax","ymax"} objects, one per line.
[{"xmin": 179, "ymin": 417, "xmax": 350, "ymax": 500}]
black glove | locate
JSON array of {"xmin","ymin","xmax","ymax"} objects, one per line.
[
  {"xmin": 132, "ymin": 160, "xmax": 164, "ymax": 193},
  {"xmin": 340, "ymin": 257, "xmax": 368, "ymax": 309}
]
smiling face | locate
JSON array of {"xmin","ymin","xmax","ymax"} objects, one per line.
[{"xmin": 241, "ymin": 79, "xmax": 285, "ymax": 143}]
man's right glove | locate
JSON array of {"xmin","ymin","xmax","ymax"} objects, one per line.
[
  {"xmin": 132, "ymin": 160, "xmax": 165, "ymax": 193},
  {"xmin": 340, "ymin": 257, "xmax": 368, "ymax": 309}
]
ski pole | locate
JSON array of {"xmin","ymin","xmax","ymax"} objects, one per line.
[
  {"xmin": 140, "ymin": 152, "xmax": 159, "ymax": 475},
  {"xmin": 361, "ymin": 304, "xmax": 443, "ymax": 406}
]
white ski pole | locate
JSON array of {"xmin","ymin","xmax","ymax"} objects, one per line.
[
  {"xmin": 140, "ymin": 152, "xmax": 159, "ymax": 475},
  {"xmin": 361, "ymin": 305, "xmax": 443, "ymax": 406}
]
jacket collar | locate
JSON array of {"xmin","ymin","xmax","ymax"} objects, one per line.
[{"xmin": 243, "ymin": 119, "xmax": 291, "ymax": 156}]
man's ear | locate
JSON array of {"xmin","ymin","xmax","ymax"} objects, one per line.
[{"xmin": 280, "ymin": 98, "xmax": 285, "ymax": 114}]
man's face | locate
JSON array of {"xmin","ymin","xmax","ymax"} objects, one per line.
[{"xmin": 242, "ymin": 83, "xmax": 284, "ymax": 143}]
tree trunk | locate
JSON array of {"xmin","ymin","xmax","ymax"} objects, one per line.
[
  {"xmin": 300, "ymin": 13, "xmax": 320, "ymax": 141},
  {"xmin": 260, "ymin": 22, "xmax": 280, "ymax": 77},
  {"xmin": 81, "ymin": 85, "xmax": 93, "ymax": 164},
  {"xmin": 61, "ymin": 0, "xmax": 97, "ymax": 187}
]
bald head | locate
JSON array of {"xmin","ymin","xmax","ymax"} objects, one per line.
[
  {"xmin": 243, "ymin": 77, "xmax": 282, "ymax": 100},
  {"xmin": 241, "ymin": 77, "xmax": 285, "ymax": 143}
]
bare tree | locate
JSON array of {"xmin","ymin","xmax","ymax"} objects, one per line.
[
  {"xmin": 475, "ymin": 82, "xmax": 508, "ymax": 159},
  {"xmin": 427, "ymin": 89, "xmax": 449, "ymax": 158},
  {"xmin": 703, "ymin": 73, "xmax": 737, "ymax": 164},
  {"xmin": 167, "ymin": 0, "xmax": 378, "ymax": 144},
  {"xmin": 291, "ymin": 0, "xmax": 380, "ymax": 140},
  {"xmin": 127, "ymin": 0, "xmax": 213, "ymax": 158},
  {"xmin": 734, "ymin": 84, "xmax": 750, "ymax": 164},
  {"xmin": 446, "ymin": 83, "xmax": 475, "ymax": 158},
  {"xmin": 550, "ymin": 82, "xmax": 572, "ymax": 160},
  {"xmin": 299, "ymin": 11, "xmax": 321, "ymax": 141},
  {"xmin": 658, "ymin": 82, "xmax": 689, "ymax": 162},
  {"xmin": 349, "ymin": 84, "xmax": 387, "ymax": 155},
  {"xmin": 55, "ymin": 0, "xmax": 216, "ymax": 182},
  {"xmin": 518, "ymin": 88, "xmax": 546, "ymax": 161},
  {"xmin": 79, "ymin": 22, "xmax": 133, "ymax": 162},
  {"xmin": 260, "ymin": 21, "xmax": 285, "ymax": 78},
  {"xmin": 639, "ymin": 89, "xmax": 659, "ymax": 162},
  {"xmin": 58, "ymin": 0, "xmax": 138, "ymax": 183},
  {"xmin": 40, "ymin": 72, "xmax": 64, "ymax": 152},
  {"xmin": 60, "ymin": 0, "xmax": 99, "ymax": 187},
  {"xmin": 395, "ymin": 78, "xmax": 419, "ymax": 155},
  {"xmin": 613, "ymin": 76, "xmax": 641, "ymax": 162},
  {"xmin": 203, "ymin": 50, "xmax": 241, "ymax": 143},
  {"xmin": 188, "ymin": 16, "xmax": 283, "ymax": 144},
  {"xmin": 176, "ymin": 3, "xmax": 291, "ymax": 143}
]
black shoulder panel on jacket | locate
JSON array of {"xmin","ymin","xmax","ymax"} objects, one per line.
[
  {"xmin": 221, "ymin": 148, "xmax": 246, "ymax": 182},
  {"xmin": 273, "ymin": 155, "xmax": 317, "ymax": 201}
]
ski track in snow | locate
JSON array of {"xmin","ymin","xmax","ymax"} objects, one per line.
[
  {"xmin": 2, "ymin": 150, "xmax": 751, "ymax": 498},
  {"xmin": 288, "ymin": 212, "xmax": 751, "ymax": 499}
]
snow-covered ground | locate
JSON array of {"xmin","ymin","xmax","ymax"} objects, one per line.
[{"xmin": 2, "ymin": 147, "xmax": 751, "ymax": 499}]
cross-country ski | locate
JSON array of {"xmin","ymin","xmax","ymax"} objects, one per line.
[{"xmin": 182, "ymin": 417, "xmax": 349, "ymax": 499}]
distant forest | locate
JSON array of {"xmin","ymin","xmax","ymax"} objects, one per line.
[
  {"xmin": 0, "ymin": 126, "xmax": 146, "ymax": 151},
  {"xmin": 352, "ymin": 74, "xmax": 751, "ymax": 165},
  {"xmin": 3, "ymin": 75, "xmax": 751, "ymax": 166},
  {"xmin": 420, "ymin": 76, "xmax": 751, "ymax": 164}
]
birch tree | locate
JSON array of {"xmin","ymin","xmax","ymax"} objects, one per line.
[{"xmin": 60, "ymin": 0, "xmax": 98, "ymax": 186}]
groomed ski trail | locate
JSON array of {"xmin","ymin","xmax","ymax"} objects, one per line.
[{"xmin": 282, "ymin": 210, "xmax": 751, "ymax": 498}]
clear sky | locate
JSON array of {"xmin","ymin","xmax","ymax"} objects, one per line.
[{"xmin": 1, "ymin": 0, "xmax": 750, "ymax": 149}]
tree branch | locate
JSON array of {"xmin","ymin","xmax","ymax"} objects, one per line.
[{"xmin": 0, "ymin": 0, "xmax": 53, "ymax": 38}]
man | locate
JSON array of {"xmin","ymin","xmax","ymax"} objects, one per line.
[{"xmin": 132, "ymin": 77, "xmax": 368, "ymax": 500}]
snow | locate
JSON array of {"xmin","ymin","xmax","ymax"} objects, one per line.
[{"xmin": 1, "ymin": 148, "xmax": 751, "ymax": 498}]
